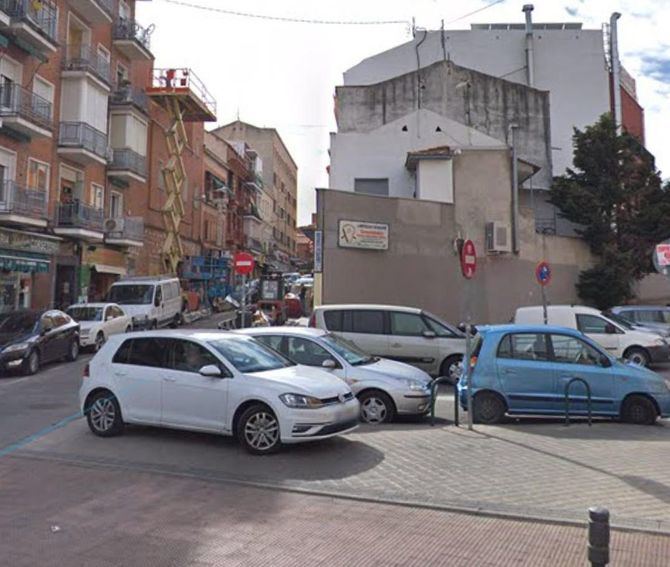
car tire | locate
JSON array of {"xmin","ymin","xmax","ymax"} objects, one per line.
[
  {"xmin": 237, "ymin": 404, "xmax": 281, "ymax": 455},
  {"xmin": 624, "ymin": 347, "xmax": 649, "ymax": 367},
  {"xmin": 94, "ymin": 332, "xmax": 105, "ymax": 352},
  {"xmin": 66, "ymin": 339, "xmax": 79, "ymax": 362},
  {"xmin": 621, "ymin": 395, "xmax": 657, "ymax": 425},
  {"xmin": 440, "ymin": 354, "xmax": 463, "ymax": 382},
  {"xmin": 473, "ymin": 391, "xmax": 506, "ymax": 424},
  {"xmin": 86, "ymin": 391, "xmax": 124, "ymax": 437},
  {"xmin": 358, "ymin": 390, "xmax": 395, "ymax": 424},
  {"xmin": 22, "ymin": 350, "xmax": 40, "ymax": 376}
]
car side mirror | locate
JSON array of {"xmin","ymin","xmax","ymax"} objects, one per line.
[
  {"xmin": 199, "ymin": 364, "xmax": 223, "ymax": 378},
  {"xmin": 600, "ymin": 355, "xmax": 612, "ymax": 368},
  {"xmin": 605, "ymin": 323, "xmax": 616, "ymax": 334},
  {"xmin": 106, "ymin": 315, "xmax": 114, "ymax": 322},
  {"xmin": 322, "ymin": 358, "xmax": 337, "ymax": 370}
]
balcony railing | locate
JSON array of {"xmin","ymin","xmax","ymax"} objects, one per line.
[
  {"xmin": 0, "ymin": 180, "xmax": 47, "ymax": 219},
  {"xmin": 246, "ymin": 237, "xmax": 263, "ymax": 252},
  {"xmin": 109, "ymin": 148, "xmax": 147, "ymax": 178},
  {"xmin": 0, "ymin": 82, "xmax": 52, "ymax": 130},
  {"xmin": 110, "ymin": 84, "xmax": 149, "ymax": 112},
  {"xmin": 56, "ymin": 202, "xmax": 104, "ymax": 231},
  {"xmin": 62, "ymin": 44, "xmax": 111, "ymax": 85},
  {"xmin": 58, "ymin": 122, "xmax": 109, "ymax": 161},
  {"xmin": 105, "ymin": 216, "xmax": 144, "ymax": 242},
  {"xmin": 113, "ymin": 18, "xmax": 152, "ymax": 50},
  {"xmin": 4, "ymin": 0, "xmax": 58, "ymax": 43},
  {"xmin": 150, "ymin": 68, "xmax": 216, "ymax": 117}
]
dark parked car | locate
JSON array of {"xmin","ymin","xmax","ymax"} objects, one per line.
[{"xmin": 0, "ymin": 310, "xmax": 80, "ymax": 375}]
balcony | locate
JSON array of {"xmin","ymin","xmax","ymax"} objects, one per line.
[
  {"xmin": 110, "ymin": 83, "xmax": 149, "ymax": 114},
  {"xmin": 0, "ymin": 181, "xmax": 48, "ymax": 228},
  {"xmin": 107, "ymin": 148, "xmax": 147, "ymax": 182},
  {"xmin": 245, "ymin": 236, "xmax": 263, "ymax": 253},
  {"xmin": 62, "ymin": 44, "xmax": 112, "ymax": 89},
  {"xmin": 113, "ymin": 18, "xmax": 153, "ymax": 61},
  {"xmin": 54, "ymin": 202, "xmax": 104, "ymax": 241},
  {"xmin": 147, "ymin": 68, "xmax": 217, "ymax": 122},
  {"xmin": 0, "ymin": 83, "xmax": 52, "ymax": 139},
  {"xmin": 72, "ymin": 0, "xmax": 113, "ymax": 24},
  {"xmin": 244, "ymin": 173, "xmax": 263, "ymax": 192},
  {"xmin": 5, "ymin": 0, "xmax": 58, "ymax": 53},
  {"xmin": 58, "ymin": 122, "xmax": 109, "ymax": 166},
  {"xmin": 104, "ymin": 216, "xmax": 144, "ymax": 247},
  {"xmin": 0, "ymin": 1, "xmax": 10, "ymax": 27}
]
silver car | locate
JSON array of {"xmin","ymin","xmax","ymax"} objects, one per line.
[
  {"xmin": 237, "ymin": 327, "xmax": 433, "ymax": 424},
  {"xmin": 610, "ymin": 306, "xmax": 670, "ymax": 338}
]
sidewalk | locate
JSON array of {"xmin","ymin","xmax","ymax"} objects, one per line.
[{"xmin": 2, "ymin": 456, "xmax": 668, "ymax": 567}]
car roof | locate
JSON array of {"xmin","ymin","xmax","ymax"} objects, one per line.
[
  {"xmin": 68, "ymin": 303, "xmax": 113, "ymax": 308},
  {"xmin": 516, "ymin": 304, "xmax": 601, "ymax": 314},
  {"xmin": 113, "ymin": 330, "xmax": 253, "ymax": 341},
  {"xmin": 236, "ymin": 326, "xmax": 326, "ymax": 338},
  {"xmin": 613, "ymin": 305, "xmax": 669, "ymax": 311},
  {"xmin": 314, "ymin": 304, "xmax": 422, "ymax": 314},
  {"xmin": 482, "ymin": 324, "xmax": 584, "ymax": 335}
]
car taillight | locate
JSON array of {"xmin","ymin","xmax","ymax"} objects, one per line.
[
  {"xmin": 83, "ymin": 363, "xmax": 90, "ymax": 378},
  {"xmin": 469, "ymin": 355, "xmax": 478, "ymax": 368},
  {"xmin": 308, "ymin": 313, "xmax": 316, "ymax": 327}
]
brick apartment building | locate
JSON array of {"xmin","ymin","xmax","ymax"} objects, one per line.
[{"xmin": 0, "ymin": 0, "xmax": 216, "ymax": 312}]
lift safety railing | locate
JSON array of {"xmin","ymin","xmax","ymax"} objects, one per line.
[{"xmin": 564, "ymin": 377, "xmax": 593, "ymax": 427}]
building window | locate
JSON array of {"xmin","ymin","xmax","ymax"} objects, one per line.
[
  {"xmin": 354, "ymin": 178, "xmax": 389, "ymax": 197},
  {"xmin": 110, "ymin": 191, "xmax": 122, "ymax": 218},
  {"xmin": 91, "ymin": 183, "xmax": 104, "ymax": 210},
  {"xmin": 33, "ymin": 76, "xmax": 54, "ymax": 105},
  {"xmin": 27, "ymin": 159, "xmax": 49, "ymax": 194}
]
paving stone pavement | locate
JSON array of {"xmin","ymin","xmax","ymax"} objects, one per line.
[{"xmin": 15, "ymin": 395, "xmax": 670, "ymax": 533}]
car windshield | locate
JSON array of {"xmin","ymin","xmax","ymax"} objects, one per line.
[
  {"xmin": 321, "ymin": 333, "xmax": 375, "ymax": 366},
  {"xmin": 208, "ymin": 337, "xmax": 293, "ymax": 373},
  {"xmin": 603, "ymin": 311, "xmax": 635, "ymax": 330},
  {"xmin": 0, "ymin": 312, "xmax": 39, "ymax": 334},
  {"xmin": 108, "ymin": 285, "xmax": 154, "ymax": 305},
  {"xmin": 67, "ymin": 307, "xmax": 103, "ymax": 322}
]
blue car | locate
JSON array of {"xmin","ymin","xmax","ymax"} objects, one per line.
[{"xmin": 459, "ymin": 325, "xmax": 670, "ymax": 425}]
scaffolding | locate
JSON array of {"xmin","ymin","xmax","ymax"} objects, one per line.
[{"xmin": 146, "ymin": 68, "xmax": 217, "ymax": 273}]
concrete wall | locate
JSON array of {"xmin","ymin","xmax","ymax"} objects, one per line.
[{"xmin": 343, "ymin": 28, "xmax": 611, "ymax": 177}]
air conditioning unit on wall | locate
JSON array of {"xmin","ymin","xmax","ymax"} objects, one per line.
[
  {"xmin": 485, "ymin": 222, "xmax": 511, "ymax": 254},
  {"xmin": 105, "ymin": 218, "xmax": 125, "ymax": 233}
]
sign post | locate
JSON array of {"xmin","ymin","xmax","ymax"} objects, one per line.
[
  {"xmin": 233, "ymin": 252, "xmax": 255, "ymax": 329},
  {"xmin": 535, "ymin": 261, "xmax": 552, "ymax": 325},
  {"xmin": 460, "ymin": 239, "xmax": 477, "ymax": 431}
]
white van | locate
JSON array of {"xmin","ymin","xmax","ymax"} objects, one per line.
[
  {"xmin": 514, "ymin": 305, "xmax": 670, "ymax": 366},
  {"xmin": 106, "ymin": 276, "xmax": 183, "ymax": 330}
]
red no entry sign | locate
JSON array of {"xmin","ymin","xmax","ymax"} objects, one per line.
[
  {"xmin": 461, "ymin": 239, "xmax": 477, "ymax": 279},
  {"xmin": 233, "ymin": 252, "xmax": 255, "ymax": 275}
]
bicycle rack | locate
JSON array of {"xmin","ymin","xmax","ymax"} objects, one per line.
[
  {"xmin": 564, "ymin": 377, "xmax": 593, "ymax": 427},
  {"xmin": 430, "ymin": 376, "xmax": 459, "ymax": 427}
]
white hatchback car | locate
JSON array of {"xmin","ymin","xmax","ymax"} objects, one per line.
[
  {"xmin": 239, "ymin": 327, "xmax": 433, "ymax": 424},
  {"xmin": 80, "ymin": 331, "xmax": 359, "ymax": 454},
  {"xmin": 67, "ymin": 303, "xmax": 133, "ymax": 351}
]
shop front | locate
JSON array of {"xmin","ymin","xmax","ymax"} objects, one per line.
[
  {"xmin": 81, "ymin": 247, "xmax": 129, "ymax": 303},
  {"xmin": 0, "ymin": 228, "xmax": 60, "ymax": 312}
]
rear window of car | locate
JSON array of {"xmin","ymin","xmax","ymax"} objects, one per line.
[
  {"xmin": 323, "ymin": 310, "xmax": 343, "ymax": 332},
  {"xmin": 497, "ymin": 333, "xmax": 550, "ymax": 361},
  {"xmin": 112, "ymin": 338, "xmax": 170, "ymax": 367},
  {"xmin": 351, "ymin": 310, "xmax": 385, "ymax": 334}
]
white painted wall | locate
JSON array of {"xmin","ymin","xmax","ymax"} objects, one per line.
[
  {"xmin": 417, "ymin": 160, "xmax": 453, "ymax": 203},
  {"xmin": 343, "ymin": 28, "xmax": 610, "ymax": 175},
  {"xmin": 329, "ymin": 107, "xmax": 506, "ymax": 197}
]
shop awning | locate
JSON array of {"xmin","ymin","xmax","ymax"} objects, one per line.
[
  {"xmin": 0, "ymin": 250, "xmax": 50, "ymax": 273},
  {"xmin": 93, "ymin": 264, "xmax": 127, "ymax": 276}
]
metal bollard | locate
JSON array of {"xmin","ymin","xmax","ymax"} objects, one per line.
[{"xmin": 588, "ymin": 507, "xmax": 610, "ymax": 567}]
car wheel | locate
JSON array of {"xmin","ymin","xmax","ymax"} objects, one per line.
[
  {"xmin": 237, "ymin": 404, "xmax": 281, "ymax": 455},
  {"xmin": 440, "ymin": 354, "xmax": 463, "ymax": 382},
  {"xmin": 358, "ymin": 390, "xmax": 395, "ymax": 424},
  {"xmin": 473, "ymin": 391, "xmax": 506, "ymax": 424},
  {"xmin": 624, "ymin": 347, "xmax": 649, "ymax": 367},
  {"xmin": 621, "ymin": 395, "xmax": 657, "ymax": 425},
  {"xmin": 22, "ymin": 350, "xmax": 40, "ymax": 376},
  {"xmin": 86, "ymin": 391, "xmax": 124, "ymax": 437},
  {"xmin": 94, "ymin": 332, "xmax": 105, "ymax": 352},
  {"xmin": 66, "ymin": 339, "xmax": 79, "ymax": 362}
]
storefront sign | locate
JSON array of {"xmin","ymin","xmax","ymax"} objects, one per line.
[
  {"xmin": 338, "ymin": 221, "xmax": 389, "ymax": 251},
  {"xmin": 0, "ymin": 228, "xmax": 60, "ymax": 255}
]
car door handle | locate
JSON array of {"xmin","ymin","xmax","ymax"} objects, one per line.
[
  {"xmin": 114, "ymin": 370, "xmax": 128, "ymax": 377},
  {"xmin": 163, "ymin": 377, "xmax": 177, "ymax": 383},
  {"xmin": 502, "ymin": 369, "xmax": 517, "ymax": 375}
]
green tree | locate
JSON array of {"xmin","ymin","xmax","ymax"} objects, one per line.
[{"xmin": 550, "ymin": 114, "xmax": 670, "ymax": 309}]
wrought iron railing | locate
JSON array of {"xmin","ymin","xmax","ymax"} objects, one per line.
[
  {"xmin": 58, "ymin": 122, "xmax": 109, "ymax": 160},
  {"xmin": 109, "ymin": 148, "xmax": 147, "ymax": 177},
  {"xmin": 105, "ymin": 216, "xmax": 144, "ymax": 241},
  {"xmin": 113, "ymin": 18, "xmax": 152, "ymax": 50},
  {"xmin": 56, "ymin": 202, "xmax": 104, "ymax": 231},
  {"xmin": 4, "ymin": 0, "xmax": 58, "ymax": 43},
  {"xmin": 0, "ymin": 180, "xmax": 47, "ymax": 219},
  {"xmin": 62, "ymin": 44, "xmax": 112, "ymax": 84},
  {"xmin": 0, "ymin": 83, "xmax": 52, "ymax": 130},
  {"xmin": 110, "ymin": 84, "xmax": 149, "ymax": 112}
]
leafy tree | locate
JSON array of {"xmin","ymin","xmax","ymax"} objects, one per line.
[{"xmin": 550, "ymin": 114, "xmax": 670, "ymax": 309}]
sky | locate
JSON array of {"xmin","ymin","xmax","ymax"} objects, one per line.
[{"xmin": 137, "ymin": 0, "xmax": 670, "ymax": 225}]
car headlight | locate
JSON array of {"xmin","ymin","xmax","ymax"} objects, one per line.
[
  {"xmin": 279, "ymin": 393, "xmax": 325, "ymax": 409},
  {"xmin": 406, "ymin": 379, "xmax": 429, "ymax": 391},
  {"xmin": 4, "ymin": 342, "xmax": 30, "ymax": 353}
]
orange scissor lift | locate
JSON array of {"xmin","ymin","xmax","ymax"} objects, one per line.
[{"xmin": 146, "ymin": 68, "xmax": 217, "ymax": 273}]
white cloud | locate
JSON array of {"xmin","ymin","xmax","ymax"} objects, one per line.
[{"xmin": 138, "ymin": 0, "xmax": 670, "ymax": 223}]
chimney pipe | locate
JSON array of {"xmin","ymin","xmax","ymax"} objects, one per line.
[
  {"xmin": 523, "ymin": 4, "xmax": 535, "ymax": 87},
  {"xmin": 610, "ymin": 12, "xmax": 622, "ymax": 134}
]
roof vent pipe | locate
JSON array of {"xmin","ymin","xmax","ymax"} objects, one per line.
[
  {"xmin": 523, "ymin": 4, "xmax": 535, "ymax": 87},
  {"xmin": 610, "ymin": 12, "xmax": 622, "ymax": 134}
]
